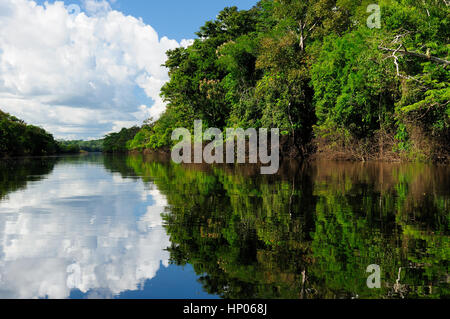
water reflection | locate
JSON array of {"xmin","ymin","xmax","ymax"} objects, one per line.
[
  {"xmin": 0, "ymin": 154, "xmax": 448, "ymax": 299},
  {"xmin": 126, "ymin": 155, "xmax": 449, "ymax": 299},
  {"xmin": 0, "ymin": 155, "xmax": 170, "ymax": 299}
]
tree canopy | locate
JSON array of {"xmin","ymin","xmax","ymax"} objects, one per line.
[
  {"xmin": 0, "ymin": 109, "xmax": 60, "ymax": 156},
  {"xmin": 128, "ymin": 0, "xmax": 449, "ymax": 162},
  {"xmin": 103, "ymin": 126, "xmax": 141, "ymax": 153}
]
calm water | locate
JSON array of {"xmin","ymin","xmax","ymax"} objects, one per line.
[{"xmin": 0, "ymin": 154, "xmax": 448, "ymax": 299}]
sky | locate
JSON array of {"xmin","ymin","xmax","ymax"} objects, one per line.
[{"xmin": 0, "ymin": 0, "xmax": 258, "ymax": 140}]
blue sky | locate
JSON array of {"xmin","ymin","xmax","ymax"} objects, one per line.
[
  {"xmin": 36, "ymin": 0, "xmax": 259, "ymax": 41},
  {"xmin": 0, "ymin": 0, "xmax": 258, "ymax": 140}
]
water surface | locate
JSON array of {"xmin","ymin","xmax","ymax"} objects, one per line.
[{"xmin": 0, "ymin": 154, "xmax": 448, "ymax": 299}]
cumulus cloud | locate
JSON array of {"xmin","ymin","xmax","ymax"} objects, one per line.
[
  {"xmin": 0, "ymin": 161, "xmax": 171, "ymax": 299},
  {"xmin": 0, "ymin": 0, "xmax": 192, "ymax": 139}
]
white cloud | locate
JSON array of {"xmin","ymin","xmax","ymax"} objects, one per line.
[
  {"xmin": 0, "ymin": 0, "xmax": 192, "ymax": 139},
  {"xmin": 180, "ymin": 39, "xmax": 195, "ymax": 48}
]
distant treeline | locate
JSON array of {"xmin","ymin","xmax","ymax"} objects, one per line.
[
  {"xmin": 1, "ymin": 109, "xmax": 106, "ymax": 156},
  {"xmin": 57, "ymin": 139, "xmax": 104, "ymax": 153},
  {"xmin": 1, "ymin": 108, "xmax": 142, "ymax": 156},
  {"xmin": 123, "ymin": 0, "xmax": 449, "ymax": 162},
  {"xmin": 1, "ymin": 110, "xmax": 60, "ymax": 156}
]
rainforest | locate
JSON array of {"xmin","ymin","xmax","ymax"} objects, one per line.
[
  {"xmin": 1, "ymin": 0, "xmax": 449, "ymax": 162},
  {"xmin": 0, "ymin": 0, "xmax": 448, "ymax": 302},
  {"xmin": 124, "ymin": 0, "xmax": 449, "ymax": 162}
]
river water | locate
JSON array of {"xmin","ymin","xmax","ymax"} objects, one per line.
[{"xmin": 0, "ymin": 154, "xmax": 448, "ymax": 299}]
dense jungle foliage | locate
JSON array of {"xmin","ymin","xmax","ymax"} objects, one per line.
[
  {"xmin": 0, "ymin": 109, "xmax": 60, "ymax": 156},
  {"xmin": 127, "ymin": 0, "xmax": 449, "ymax": 161},
  {"xmin": 103, "ymin": 126, "xmax": 141, "ymax": 153},
  {"xmin": 2, "ymin": 1, "xmax": 448, "ymax": 161}
]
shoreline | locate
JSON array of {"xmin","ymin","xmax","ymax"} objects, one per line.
[
  {"xmin": 2, "ymin": 148, "xmax": 448, "ymax": 165},
  {"xmin": 128, "ymin": 147, "xmax": 449, "ymax": 165}
]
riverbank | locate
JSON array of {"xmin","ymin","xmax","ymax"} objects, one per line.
[{"xmin": 128, "ymin": 135, "xmax": 449, "ymax": 164}]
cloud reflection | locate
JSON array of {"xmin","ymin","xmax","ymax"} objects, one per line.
[{"xmin": 0, "ymin": 161, "xmax": 170, "ymax": 299}]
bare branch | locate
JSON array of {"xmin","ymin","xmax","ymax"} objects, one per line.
[{"xmin": 379, "ymin": 46, "xmax": 450, "ymax": 66}]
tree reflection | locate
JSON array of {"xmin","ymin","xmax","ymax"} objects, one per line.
[
  {"xmin": 124, "ymin": 155, "xmax": 449, "ymax": 299},
  {"xmin": 1, "ymin": 155, "xmax": 446, "ymax": 299},
  {"xmin": 0, "ymin": 157, "xmax": 59, "ymax": 200}
]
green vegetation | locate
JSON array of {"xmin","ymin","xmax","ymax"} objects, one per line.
[
  {"xmin": 2, "ymin": 1, "xmax": 448, "ymax": 161},
  {"xmin": 1, "ymin": 107, "xmax": 143, "ymax": 156},
  {"xmin": 0, "ymin": 109, "xmax": 60, "ymax": 157},
  {"xmin": 128, "ymin": 0, "xmax": 449, "ymax": 162},
  {"xmin": 103, "ymin": 126, "xmax": 140, "ymax": 153},
  {"xmin": 1, "ymin": 109, "xmax": 107, "ymax": 156},
  {"xmin": 1, "ymin": 108, "xmax": 107, "ymax": 156},
  {"xmin": 58, "ymin": 139, "xmax": 104, "ymax": 153},
  {"xmin": 58, "ymin": 143, "xmax": 82, "ymax": 154}
]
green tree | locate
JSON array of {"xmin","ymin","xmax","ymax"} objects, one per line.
[
  {"xmin": 0, "ymin": 109, "xmax": 60, "ymax": 156},
  {"xmin": 128, "ymin": 0, "xmax": 449, "ymax": 162},
  {"xmin": 103, "ymin": 126, "xmax": 140, "ymax": 153}
]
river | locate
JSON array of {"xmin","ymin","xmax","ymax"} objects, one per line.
[{"xmin": 0, "ymin": 154, "xmax": 448, "ymax": 299}]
